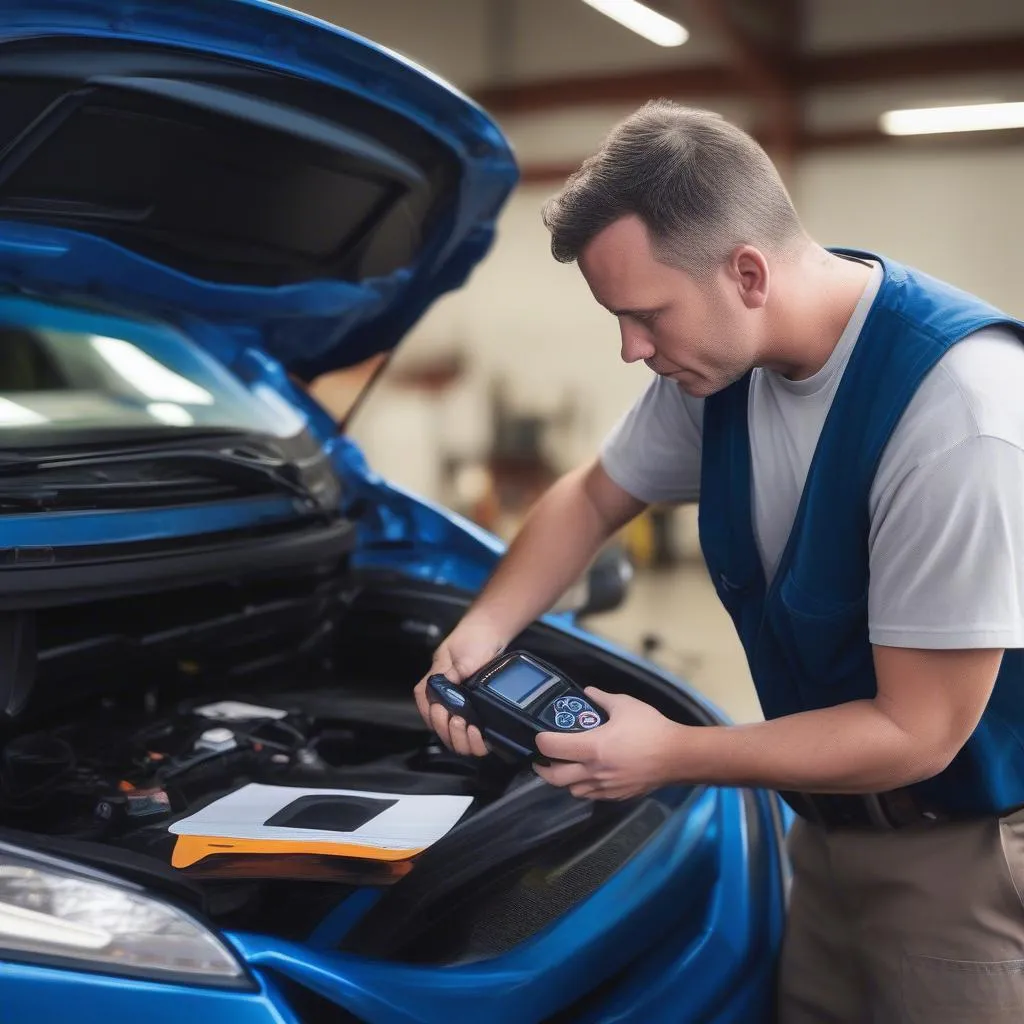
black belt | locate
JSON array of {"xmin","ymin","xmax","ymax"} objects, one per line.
[{"xmin": 782, "ymin": 790, "xmax": 955, "ymax": 830}]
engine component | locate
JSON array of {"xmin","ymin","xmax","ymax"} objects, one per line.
[
  {"xmin": 193, "ymin": 701, "xmax": 288, "ymax": 723},
  {"xmin": 194, "ymin": 728, "xmax": 238, "ymax": 754},
  {"xmin": 95, "ymin": 786, "xmax": 172, "ymax": 829}
]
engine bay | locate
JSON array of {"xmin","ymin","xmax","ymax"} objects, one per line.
[
  {"xmin": 0, "ymin": 687, "xmax": 503, "ymax": 876},
  {"xmin": 0, "ymin": 567, "xmax": 708, "ymax": 960}
]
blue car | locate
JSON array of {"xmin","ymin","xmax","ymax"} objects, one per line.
[{"xmin": 0, "ymin": 2, "xmax": 788, "ymax": 1021}]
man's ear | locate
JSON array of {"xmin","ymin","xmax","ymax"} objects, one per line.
[{"xmin": 726, "ymin": 245, "xmax": 770, "ymax": 310}]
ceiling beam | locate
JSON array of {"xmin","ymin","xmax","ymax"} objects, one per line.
[
  {"xmin": 800, "ymin": 37, "xmax": 1024, "ymax": 87},
  {"xmin": 517, "ymin": 125, "xmax": 1024, "ymax": 186},
  {"xmin": 474, "ymin": 65, "xmax": 736, "ymax": 114},
  {"xmin": 474, "ymin": 34, "xmax": 1024, "ymax": 115}
]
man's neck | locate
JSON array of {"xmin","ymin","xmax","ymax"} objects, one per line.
[{"xmin": 761, "ymin": 245, "xmax": 874, "ymax": 381}]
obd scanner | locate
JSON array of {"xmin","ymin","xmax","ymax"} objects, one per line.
[{"xmin": 427, "ymin": 650, "xmax": 607, "ymax": 763}]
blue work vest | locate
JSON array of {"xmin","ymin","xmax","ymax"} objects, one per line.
[{"xmin": 698, "ymin": 250, "xmax": 1024, "ymax": 818}]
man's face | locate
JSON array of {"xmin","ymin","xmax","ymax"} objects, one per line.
[{"xmin": 578, "ymin": 215, "xmax": 762, "ymax": 398}]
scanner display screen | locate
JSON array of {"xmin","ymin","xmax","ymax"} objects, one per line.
[{"xmin": 485, "ymin": 659, "xmax": 555, "ymax": 709}]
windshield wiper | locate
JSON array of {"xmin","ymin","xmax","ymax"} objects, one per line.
[{"xmin": 0, "ymin": 445, "xmax": 328, "ymax": 509}]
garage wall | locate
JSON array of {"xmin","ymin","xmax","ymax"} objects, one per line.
[
  {"xmin": 804, "ymin": 0, "xmax": 1021, "ymax": 51},
  {"xmin": 797, "ymin": 146, "xmax": 1023, "ymax": 316}
]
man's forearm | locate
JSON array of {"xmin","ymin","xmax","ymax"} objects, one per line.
[
  {"xmin": 671, "ymin": 700, "xmax": 952, "ymax": 794},
  {"xmin": 461, "ymin": 464, "xmax": 634, "ymax": 643}
]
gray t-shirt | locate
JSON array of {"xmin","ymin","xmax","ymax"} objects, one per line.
[{"xmin": 600, "ymin": 263, "xmax": 1024, "ymax": 650}]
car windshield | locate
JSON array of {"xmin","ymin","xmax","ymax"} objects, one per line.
[{"xmin": 0, "ymin": 309, "xmax": 308, "ymax": 445}]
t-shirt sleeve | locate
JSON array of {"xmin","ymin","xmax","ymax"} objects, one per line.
[
  {"xmin": 868, "ymin": 434, "xmax": 1024, "ymax": 649},
  {"xmin": 598, "ymin": 376, "xmax": 704, "ymax": 504}
]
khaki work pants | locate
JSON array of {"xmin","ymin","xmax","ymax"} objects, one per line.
[{"xmin": 778, "ymin": 808, "xmax": 1024, "ymax": 1022}]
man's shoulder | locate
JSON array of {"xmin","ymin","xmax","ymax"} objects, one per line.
[
  {"xmin": 930, "ymin": 325, "xmax": 1024, "ymax": 440},
  {"xmin": 871, "ymin": 325, "xmax": 1024, "ymax": 499}
]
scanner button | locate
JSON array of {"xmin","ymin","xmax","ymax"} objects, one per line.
[
  {"xmin": 444, "ymin": 687, "xmax": 466, "ymax": 707},
  {"xmin": 577, "ymin": 710, "xmax": 601, "ymax": 730},
  {"xmin": 554, "ymin": 711, "xmax": 577, "ymax": 730},
  {"xmin": 555, "ymin": 696, "xmax": 585, "ymax": 714}
]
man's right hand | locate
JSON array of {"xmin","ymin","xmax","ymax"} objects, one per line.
[
  {"xmin": 413, "ymin": 621, "xmax": 508, "ymax": 757},
  {"xmin": 411, "ymin": 461, "xmax": 647, "ymax": 759}
]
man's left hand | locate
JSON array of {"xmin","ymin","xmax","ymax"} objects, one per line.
[{"xmin": 534, "ymin": 688, "xmax": 685, "ymax": 800}]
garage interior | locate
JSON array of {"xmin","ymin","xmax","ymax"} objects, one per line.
[{"xmin": 297, "ymin": 0, "xmax": 1024, "ymax": 724}]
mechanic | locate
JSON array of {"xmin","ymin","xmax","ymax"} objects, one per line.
[{"xmin": 413, "ymin": 99, "xmax": 1024, "ymax": 1022}]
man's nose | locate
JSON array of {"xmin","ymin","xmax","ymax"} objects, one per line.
[{"xmin": 620, "ymin": 325, "xmax": 655, "ymax": 364}]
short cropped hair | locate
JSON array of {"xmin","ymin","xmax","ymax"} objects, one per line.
[{"xmin": 541, "ymin": 100, "xmax": 804, "ymax": 275}]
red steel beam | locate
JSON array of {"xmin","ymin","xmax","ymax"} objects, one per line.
[{"xmin": 475, "ymin": 35, "xmax": 1024, "ymax": 115}]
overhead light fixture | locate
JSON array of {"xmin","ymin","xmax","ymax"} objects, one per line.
[
  {"xmin": 880, "ymin": 101, "xmax": 1024, "ymax": 136},
  {"xmin": 581, "ymin": 0, "xmax": 688, "ymax": 47}
]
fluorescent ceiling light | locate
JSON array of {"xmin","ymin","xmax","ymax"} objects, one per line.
[
  {"xmin": 582, "ymin": 0, "xmax": 688, "ymax": 47},
  {"xmin": 880, "ymin": 101, "xmax": 1024, "ymax": 136}
]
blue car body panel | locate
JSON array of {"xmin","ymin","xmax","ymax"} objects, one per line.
[
  {"xmin": 228, "ymin": 788, "xmax": 784, "ymax": 1024},
  {"xmin": 0, "ymin": 0, "xmax": 519, "ymax": 380},
  {"xmin": 0, "ymin": 0, "xmax": 785, "ymax": 1020}
]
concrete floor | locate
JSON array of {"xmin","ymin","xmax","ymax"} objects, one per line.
[{"xmin": 585, "ymin": 561, "xmax": 764, "ymax": 724}]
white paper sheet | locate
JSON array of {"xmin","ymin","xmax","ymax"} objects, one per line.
[{"xmin": 168, "ymin": 783, "xmax": 473, "ymax": 852}]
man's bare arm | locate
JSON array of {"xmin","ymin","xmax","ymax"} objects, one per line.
[
  {"xmin": 535, "ymin": 646, "xmax": 1003, "ymax": 798},
  {"xmin": 668, "ymin": 645, "xmax": 1002, "ymax": 793}
]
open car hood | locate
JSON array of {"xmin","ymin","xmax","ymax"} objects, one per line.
[{"xmin": 0, "ymin": 0, "xmax": 518, "ymax": 380}]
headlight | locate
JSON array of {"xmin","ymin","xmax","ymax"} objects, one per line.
[{"xmin": 0, "ymin": 846, "xmax": 247, "ymax": 987}]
